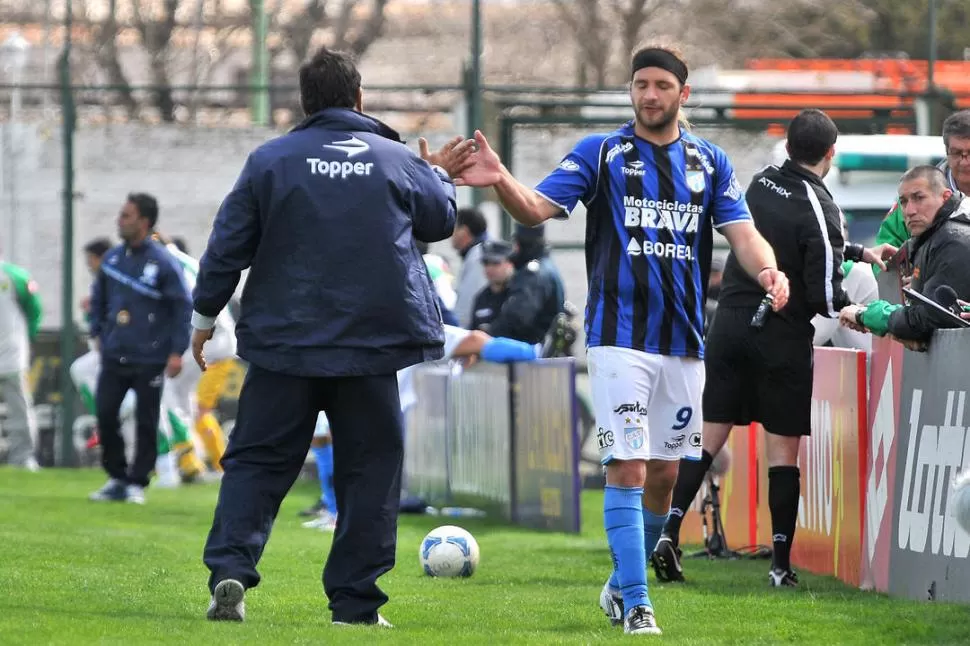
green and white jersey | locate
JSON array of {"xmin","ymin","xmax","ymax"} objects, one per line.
[
  {"xmin": 0, "ymin": 261, "xmax": 42, "ymax": 373},
  {"xmin": 166, "ymin": 244, "xmax": 237, "ymax": 363}
]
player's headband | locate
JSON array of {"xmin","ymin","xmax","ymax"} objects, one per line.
[{"xmin": 631, "ymin": 49, "xmax": 688, "ymax": 84}]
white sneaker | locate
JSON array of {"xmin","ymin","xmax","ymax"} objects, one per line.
[
  {"xmin": 126, "ymin": 485, "xmax": 146, "ymax": 504},
  {"xmin": 207, "ymin": 579, "xmax": 246, "ymax": 621},
  {"xmin": 89, "ymin": 478, "xmax": 127, "ymax": 502},
  {"xmin": 599, "ymin": 580, "xmax": 623, "ymax": 626},
  {"xmin": 333, "ymin": 614, "xmax": 392, "ymax": 628},
  {"xmin": 153, "ymin": 453, "xmax": 181, "ymax": 488},
  {"xmin": 624, "ymin": 605, "xmax": 662, "ymax": 636},
  {"xmin": 21, "ymin": 457, "xmax": 41, "ymax": 472},
  {"xmin": 302, "ymin": 511, "xmax": 337, "ymax": 532}
]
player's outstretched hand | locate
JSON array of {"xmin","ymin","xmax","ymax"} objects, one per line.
[
  {"xmin": 450, "ymin": 330, "xmax": 490, "ymax": 369},
  {"xmin": 839, "ymin": 305, "xmax": 868, "ymax": 333},
  {"xmin": 758, "ymin": 268, "xmax": 789, "ymax": 311},
  {"xmin": 862, "ymin": 243, "xmax": 898, "ymax": 271},
  {"xmin": 454, "ymin": 130, "xmax": 504, "ymax": 188},
  {"xmin": 418, "ymin": 135, "xmax": 477, "ymax": 179}
]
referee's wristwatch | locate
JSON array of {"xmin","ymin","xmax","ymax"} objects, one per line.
[{"xmin": 855, "ymin": 306, "xmax": 866, "ymax": 327}]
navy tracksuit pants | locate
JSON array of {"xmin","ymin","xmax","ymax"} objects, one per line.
[
  {"xmin": 202, "ymin": 364, "xmax": 404, "ymax": 624},
  {"xmin": 96, "ymin": 360, "xmax": 166, "ymax": 488}
]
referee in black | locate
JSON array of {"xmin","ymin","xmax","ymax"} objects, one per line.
[{"xmin": 650, "ymin": 109, "xmax": 895, "ymax": 587}]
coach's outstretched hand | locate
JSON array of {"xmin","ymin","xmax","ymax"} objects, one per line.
[
  {"xmin": 191, "ymin": 327, "xmax": 214, "ymax": 372},
  {"xmin": 451, "ymin": 130, "xmax": 504, "ymax": 188},
  {"xmin": 839, "ymin": 305, "xmax": 868, "ymax": 333},
  {"xmin": 417, "ymin": 135, "xmax": 477, "ymax": 179},
  {"xmin": 757, "ymin": 267, "xmax": 790, "ymax": 311}
]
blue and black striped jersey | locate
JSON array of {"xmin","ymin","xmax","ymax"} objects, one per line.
[{"xmin": 535, "ymin": 122, "xmax": 751, "ymax": 358}]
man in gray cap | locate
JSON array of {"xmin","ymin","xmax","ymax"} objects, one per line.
[{"xmin": 471, "ymin": 238, "xmax": 559, "ymax": 344}]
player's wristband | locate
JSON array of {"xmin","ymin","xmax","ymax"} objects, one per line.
[{"xmin": 855, "ymin": 307, "xmax": 866, "ymax": 327}]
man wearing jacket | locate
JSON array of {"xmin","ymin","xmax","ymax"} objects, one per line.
[
  {"xmin": 840, "ymin": 166, "xmax": 970, "ymax": 347},
  {"xmin": 652, "ymin": 110, "xmax": 894, "ymax": 588},
  {"xmin": 88, "ymin": 193, "xmax": 192, "ymax": 504},
  {"xmin": 873, "ymin": 110, "xmax": 970, "ymax": 253},
  {"xmin": 193, "ymin": 47, "xmax": 472, "ymax": 627},
  {"xmin": 0, "ymin": 255, "xmax": 42, "ymax": 470},
  {"xmin": 451, "ymin": 207, "xmax": 489, "ymax": 327}
]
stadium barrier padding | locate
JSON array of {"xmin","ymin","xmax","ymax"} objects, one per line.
[
  {"xmin": 405, "ymin": 358, "xmax": 581, "ymax": 533},
  {"xmin": 679, "ymin": 347, "xmax": 868, "ymax": 587}
]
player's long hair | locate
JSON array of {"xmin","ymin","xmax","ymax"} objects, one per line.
[{"xmin": 631, "ymin": 41, "xmax": 692, "ymax": 132}]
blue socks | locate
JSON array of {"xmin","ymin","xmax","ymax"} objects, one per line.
[
  {"xmin": 311, "ymin": 444, "xmax": 337, "ymax": 515},
  {"xmin": 606, "ymin": 492, "xmax": 670, "ymax": 614},
  {"xmin": 604, "ymin": 486, "xmax": 648, "ymax": 612}
]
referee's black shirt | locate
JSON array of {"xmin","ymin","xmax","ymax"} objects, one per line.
[{"xmin": 716, "ymin": 160, "xmax": 860, "ymax": 336}]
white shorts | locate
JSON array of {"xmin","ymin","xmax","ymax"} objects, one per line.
[
  {"xmin": 587, "ymin": 346, "xmax": 705, "ymax": 463},
  {"xmin": 313, "ymin": 411, "xmax": 331, "ymax": 438}
]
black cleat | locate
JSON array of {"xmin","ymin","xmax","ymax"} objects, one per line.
[
  {"xmin": 768, "ymin": 568, "xmax": 799, "ymax": 587},
  {"xmin": 650, "ymin": 535, "xmax": 685, "ymax": 583}
]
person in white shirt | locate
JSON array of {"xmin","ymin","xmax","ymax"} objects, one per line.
[
  {"xmin": 0, "ymin": 256, "xmax": 42, "ymax": 470},
  {"xmin": 451, "ymin": 208, "xmax": 489, "ymax": 328},
  {"xmin": 811, "ymin": 260, "xmax": 879, "ymax": 352}
]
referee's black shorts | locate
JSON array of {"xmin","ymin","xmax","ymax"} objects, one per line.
[{"xmin": 702, "ymin": 306, "xmax": 813, "ymax": 437}]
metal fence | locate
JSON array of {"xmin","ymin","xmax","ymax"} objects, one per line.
[{"xmin": 404, "ymin": 358, "xmax": 580, "ymax": 533}]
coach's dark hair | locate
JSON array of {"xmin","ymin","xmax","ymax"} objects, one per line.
[
  {"xmin": 942, "ymin": 110, "xmax": 970, "ymax": 150},
  {"xmin": 899, "ymin": 165, "xmax": 949, "ymax": 193},
  {"xmin": 83, "ymin": 237, "xmax": 112, "ymax": 258},
  {"xmin": 456, "ymin": 207, "xmax": 487, "ymax": 238},
  {"xmin": 786, "ymin": 109, "xmax": 839, "ymax": 166},
  {"xmin": 299, "ymin": 47, "xmax": 361, "ymax": 116},
  {"xmin": 127, "ymin": 193, "xmax": 159, "ymax": 229}
]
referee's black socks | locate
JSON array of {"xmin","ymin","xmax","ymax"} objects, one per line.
[
  {"xmin": 768, "ymin": 465, "xmax": 801, "ymax": 572},
  {"xmin": 663, "ymin": 449, "xmax": 714, "ymax": 546}
]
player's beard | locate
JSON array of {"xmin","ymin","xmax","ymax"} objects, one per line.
[{"xmin": 635, "ymin": 102, "xmax": 680, "ymax": 134}]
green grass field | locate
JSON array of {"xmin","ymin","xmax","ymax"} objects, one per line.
[{"xmin": 1, "ymin": 468, "xmax": 968, "ymax": 645}]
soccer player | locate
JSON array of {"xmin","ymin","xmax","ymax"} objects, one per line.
[
  {"xmin": 448, "ymin": 43, "xmax": 789, "ymax": 635},
  {"xmin": 159, "ymin": 235, "xmax": 234, "ymax": 475}
]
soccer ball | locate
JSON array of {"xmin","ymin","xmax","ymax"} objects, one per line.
[
  {"xmin": 951, "ymin": 469, "xmax": 970, "ymax": 534},
  {"xmin": 419, "ymin": 525, "xmax": 480, "ymax": 578}
]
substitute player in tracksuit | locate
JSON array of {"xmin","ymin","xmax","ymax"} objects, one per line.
[
  {"xmin": 74, "ymin": 234, "xmax": 215, "ymax": 486},
  {"xmin": 88, "ymin": 193, "xmax": 192, "ymax": 504},
  {"xmin": 450, "ymin": 43, "xmax": 789, "ymax": 635}
]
